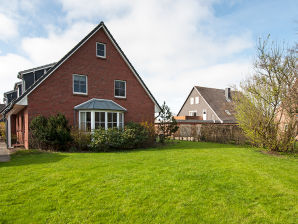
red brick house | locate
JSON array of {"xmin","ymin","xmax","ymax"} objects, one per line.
[{"xmin": 1, "ymin": 22, "xmax": 161, "ymax": 149}]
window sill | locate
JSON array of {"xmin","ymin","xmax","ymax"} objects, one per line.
[
  {"xmin": 73, "ymin": 93, "xmax": 88, "ymax": 97},
  {"xmin": 114, "ymin": 96, "xmax": 126, "ymax": 100},
  {"xmin": 96, "ymin": 55, "xmax": 106, "ymax": 59}
]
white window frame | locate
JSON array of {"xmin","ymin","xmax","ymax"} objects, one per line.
[
  {"xmin": 189, "ymin": 110, "xmax": 197, "ymax": 116},
  {"xmin": 225, "ymin": 110, "xmax": 231, "ymax": 115},
  {"xmin": 190, "ymin": 97, "xmax": 194, "ymax": 105},
  {"xmin": 114, "ymin": 80, "xmax": 126, "ymax": 98},
  {"xmin": 96, "ymin": 42, "xmax": 106, "ymax": 58},
  {"xmin": 79, "ymin": 110, "xmax": 124, "ymax": 131},
  {"xmin": 203, "ymin": 109, "xmax": 207, "ymax": 120},
  {"xmin": 195, "ymin": 96, "xmax": 199, "ymax": 104},
  {"xmin": 73, "ymin": 74, "xmax": 88, "ymax": 95}
]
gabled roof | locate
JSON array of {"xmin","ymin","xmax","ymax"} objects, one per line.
[
  {"xmin": 177, "ymin": 86, "xmax": 237, "ymax": 123},
  {"xmin": 2, "ymin": 21, "xmax": 160, "ymax": 115},
  {"xmin": 74, "ymin": 98, "xmax": 127, "ymax": 111},
  {"xmin": 194, "ymin": 86, "xmax": 236, "ymax": 123}
]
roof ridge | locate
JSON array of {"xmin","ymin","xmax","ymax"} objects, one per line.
[{"xmin": 195, "ymin": 86, "xmax": 225, "ymax": 91}]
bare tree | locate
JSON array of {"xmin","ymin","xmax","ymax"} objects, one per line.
[{"xmin": 234, "ymin": 37, "xmax": 297, "ymax": 151}]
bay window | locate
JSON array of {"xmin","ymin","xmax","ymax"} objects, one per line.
[{"xmin": 79, "ymin": 111, "xmax": 124, "ymax": 131}]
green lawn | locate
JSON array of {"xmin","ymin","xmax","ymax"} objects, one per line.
[{"xmin": 0, "ymin": 142, "xmax": 297, "ymax": 224}]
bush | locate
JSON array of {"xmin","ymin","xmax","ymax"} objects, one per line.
[
  {"xmin": 71, "ymin": 129, "xmax": 92, "ymax": 151},
  {"xmin": 30, "ymin": 113, "xmax": 72, "ymax": 151},
  {"xmin": 0, "ymin": 121, "xmax": 6, "ymax": 140},
  {"xmin": 91, "ymin": 122, "xmax": 156, "ymax": 151}
]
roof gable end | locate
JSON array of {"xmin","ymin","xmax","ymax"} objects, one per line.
[{"xmin": 4, "ymin": 21, "xmax": 160, "ymax": 115}]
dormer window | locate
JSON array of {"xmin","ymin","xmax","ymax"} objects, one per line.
[
  {"xmin": 73, "ymin": 74, "xmax": 87, "ymax": 95},
  {"xmin": 96, "ymin": 42, "xmax": 106, "ymax": 58}
]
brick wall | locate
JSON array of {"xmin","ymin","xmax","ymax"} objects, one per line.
[{"xmin": 27, "ymin": 28, "xmax": 155, "ymax": 126}]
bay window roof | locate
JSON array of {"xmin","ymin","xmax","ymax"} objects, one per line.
[{"xmin": 74, "ymin": 98, "xmax": 127, "ymax": 111}]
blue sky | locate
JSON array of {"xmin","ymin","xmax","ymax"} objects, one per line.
[{"xmin": 0, "ymin": 0, "xmax": 297, "ymax": 113}]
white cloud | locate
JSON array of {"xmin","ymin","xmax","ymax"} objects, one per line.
[
  {"xmin": 0, "ymin": 0, "xmax": 254, "ymax": 110},
  {"xmin": 21, "ymin": 22, "xmax": 95, "ymax": 65},
  {"xmin": 0, "ymin": 53, "xmax": 33, "ymax": 101},
  {"xmin": 0, "ymin": 13, "xmax": 18, "ymax": 41}
]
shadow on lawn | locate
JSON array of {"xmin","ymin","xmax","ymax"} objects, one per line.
[{"xmin": 0, "ymin": 150, "xmax": 68, "ymax": 168}]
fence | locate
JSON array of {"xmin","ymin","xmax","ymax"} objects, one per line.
[{"xmin": 173, "ymin": 122, "xmax": 247, "ymax": 145}]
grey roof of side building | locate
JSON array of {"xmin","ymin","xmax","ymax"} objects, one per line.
[
  {"xmin": 17, "ymin": 62, "xmax": 57, "ymax": 78},
  {"xmin": 74, "ymin": 98, "xmax": 127, "ymax": 111},
  {"xmin": 194, "ymin": 86, "xmax": 237, "ymax": 123}
]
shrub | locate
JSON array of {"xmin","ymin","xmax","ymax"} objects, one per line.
[
  {"xmin": 71, "ymin": 129, "xmax": 92, "ymax": 151},
  {"xmin": 91, "ymin": 122, "xmax": 156, "ymax": 151},
  {"xmin": 30, "ymin": 113, "xmax": 72, "ymax": 151},
  {"xmin": 0, "ymin": 121, "xmax": 6, "ymax": 141}
]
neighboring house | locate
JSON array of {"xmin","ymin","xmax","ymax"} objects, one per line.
[
  {"xmin": 177, "ymin": 86, "xmax": 236, "ymax": 123},
  {"xmin": 1, "ymin": 21, "xmax": 161, "ymax": 149}
]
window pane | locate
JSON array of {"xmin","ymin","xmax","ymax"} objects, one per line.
[
  {"xmin": 74, "ymin": 75, "xmax": 87, "ymax": 93},
  {"xmin": 100, "ymin": 112, "xmax": 105, "ymax": 122},
  {"xmin": 97, "ymin": 43, "xmax": 105, "ymax": 57},
  {"xmin": 108, "ymin": 113, "xmax": 112, "ymax": 122},
  {"xmin": 86, "ymin": 112, "xmax": 91, "ymax": 122},
  {"xmin": 95, "ymin": 112, "xmax": 99, "ymax": 122},
  {"xmin": 74, "ymin": 80, "xmax": 80, "ymax": 92},
  {"xmin": 108, "ymin": 123, "xmax": 112, "ymax": 128},
  {"xmin": 115, "ymin": 88, "xmax": 120, "ymax": 96},
  {"xmin": 80, "ymin": 112, "xmax": 86, "ymax": 131},
  {"xmin": 120, "ymin": 81, "xmax": 125, "ymax": 89},
  {"xmin": 120, "ymin": 89, "xmax": 125, "ymax": 97},
  {"xmin": 113, "ymin": 113, "xmax": 117, "ymax": 121},
  {"xmin": 115, "ymin": 81, "xmax": 126, "ymax": 97}
]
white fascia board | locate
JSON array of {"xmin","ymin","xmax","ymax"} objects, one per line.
[{"xmin": 17, "ymin": 96, "xmax": 28, "ymax": 106}]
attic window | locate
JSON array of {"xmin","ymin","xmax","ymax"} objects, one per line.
[
  {"xmin": 96, "ymin": 42, "xmax": 106, "ymax": 58},
  {"xmin": 225, "ymin": 110, "xmax": 231, "ymax": 115},
  {"xmin": 190, "ymin": 97, "xmax": 194, "ymax": 105}
]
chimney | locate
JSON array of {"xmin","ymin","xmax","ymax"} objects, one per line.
[{"xmin": 225, "ymin": 88, "xmax": 231, "ymax": 101}]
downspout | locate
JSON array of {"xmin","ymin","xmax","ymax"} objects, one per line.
[{"xmin": 7, "ymin": 114, "xmax": 12, "ymax": 148}]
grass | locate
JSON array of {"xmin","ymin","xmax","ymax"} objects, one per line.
[{"xmin": 0, "ymin": 141, "xmax": 297, "ymax": 224}]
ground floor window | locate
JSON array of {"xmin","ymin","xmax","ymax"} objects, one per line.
[{"xmin": 79, "ymin": 111, "xmax": 124, "ymax": 131}]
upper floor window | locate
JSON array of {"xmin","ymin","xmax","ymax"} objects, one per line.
[
  {"xmin": 96, "ymin": 42, "xmax": 106, "ymax": 58},
  {"xmin": 195, "ymin": 96, "xmax": 199, "ymax": 104},
  {"xmin": 190, "ymin": 97, "xmax": 194, "ymax": 105},
  {"xmin": 114, "ymin": 80, "xmax": 126, "ymax": 98},
  {"xmin": 73, "ymin": 74, "xmax": 87, "ymax": 95}
]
